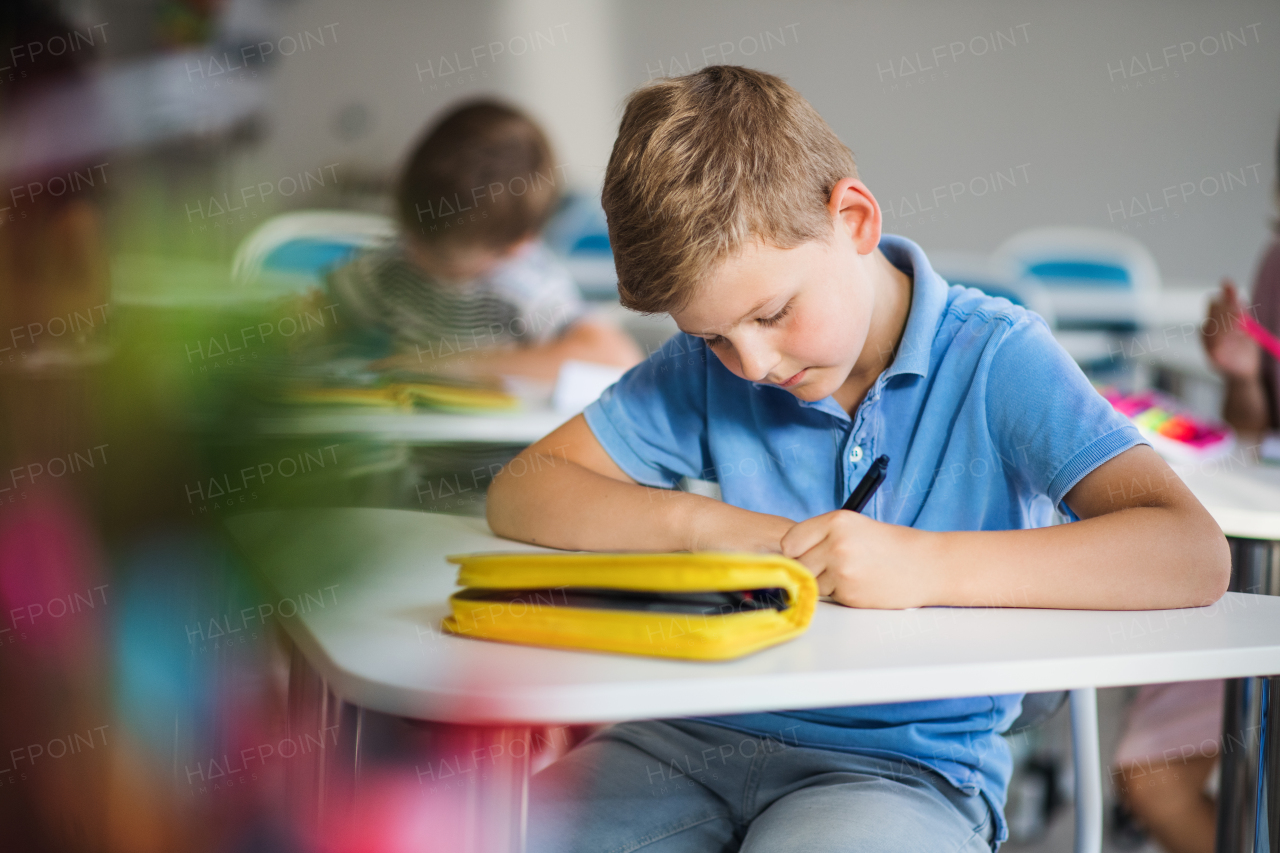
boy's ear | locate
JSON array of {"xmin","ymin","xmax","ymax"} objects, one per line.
[{"xmin": 827, "ymin": 178, "xmax": 882, "ymax": 255}]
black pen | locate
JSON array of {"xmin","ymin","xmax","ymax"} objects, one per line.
[{"xmin": 842, "ymin": 454, "xmax": 889, "ymax": 513}]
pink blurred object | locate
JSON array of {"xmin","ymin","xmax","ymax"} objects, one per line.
[
  {"xmin": 1238, "ymin": 313, "xmax": 1280, "ymax": 361},
  {"xmin": 313, "ymin": 772, "xmax": 469, "ymax": 853},
  {"xmin": 0, "ymin": 487, "xmax": 108, "ymax": 659}
]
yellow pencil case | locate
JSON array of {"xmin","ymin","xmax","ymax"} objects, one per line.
[{"xmin": 441, "ymin": 551, "xmax": 818, "ymax": 661}]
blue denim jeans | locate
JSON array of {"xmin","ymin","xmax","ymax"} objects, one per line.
[{"xmin": 528, "ymin": 719, "xmax": 997, "ymax": 853}]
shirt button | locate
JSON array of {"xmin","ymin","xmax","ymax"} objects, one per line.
[{"xmin": 849, "ymin": 446, "xmax": 864, "ymax": 463}]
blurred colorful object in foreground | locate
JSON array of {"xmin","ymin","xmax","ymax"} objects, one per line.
[{"xmin": 1100, "ymin": 387, "xmax": 1235, "ymax": 462}]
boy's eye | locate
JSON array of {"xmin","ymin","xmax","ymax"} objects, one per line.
[
  {"xmin": 757, "ymin": 302, "xmax": 792, "ymax": 327},
  {"xmin": 698, "ymin": 301, "xmax": 790, "ymax": 347}
]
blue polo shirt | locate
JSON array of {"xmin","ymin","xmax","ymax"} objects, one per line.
[{"xmin": 583, "ymin": 234, "xmax": 1146, "ymax": 842}]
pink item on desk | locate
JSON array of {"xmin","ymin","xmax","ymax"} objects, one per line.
[{"xmin": 1100, "ymin": 387, "xmax": 1235, "ymax": 462}]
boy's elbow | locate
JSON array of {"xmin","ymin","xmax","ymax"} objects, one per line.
[
  {"xmin": 485, "ymin": 467, "xmax": 521, "ymax": 539},
  {"xmin": 1202, "ymin": 532, "xmax": 1232, "ymax": 603},
  {"xmin": 1186, "ymin": 511, "xmax": 1231, "ymax": 605}
]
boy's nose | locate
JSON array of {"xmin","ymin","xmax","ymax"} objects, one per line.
[{"xmin": 736, "ymin": 341, "xmax": 777, "ymax": 383}]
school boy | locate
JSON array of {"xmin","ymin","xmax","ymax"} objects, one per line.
[
  {"xmin": 487, "ymin": 66, "xmax": 1229, "ymax": 852},
  {"xmin": 327, "ymin": 99, "xmax": 640, "ymax": 381}
]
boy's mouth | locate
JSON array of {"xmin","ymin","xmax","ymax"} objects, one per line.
[{"xmin": 777, "ymin": 369, "xmax": 807, "ymax": 388}]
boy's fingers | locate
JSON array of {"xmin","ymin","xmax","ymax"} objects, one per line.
[
  {"xmin": 789, "ymin": 537, "xmax": 827, "ymax": 571},
  {"xmin": 791, "ymin": 540, "xmax": 837, "ymax": 594},
  {"xmin": 780, "ymin": 513, "xmax": 836, "ymax": 560}
]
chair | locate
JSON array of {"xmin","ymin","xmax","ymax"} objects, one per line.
[
  {"xmin": 928, "ymin": 249, "xmax": 1057, "ymax": 327},
  {"xmin": 929, "ymin": 249, "xmax": 1131, "ymax": 370},
  {"xmin": 542, "ymin": 194, "xmax": 617, "ymax": 300},
  {"xmin": 230, "ymin": 211, "xmax": 415, "ymax": 502},
  {"xmin": 992, "ymin": 227, "xmax": 1161, "ymax": 332},
  {"xmin": 230, "ymin": 210, "xmax": 397, "ymax": 295},
  {"xmin": 1005, "ymin": 688, "xmax": 1101, "ymax": 853}
]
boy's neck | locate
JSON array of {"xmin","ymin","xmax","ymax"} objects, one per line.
[{"xmin": 832, "ymin": 249, "xmax": 913, "ymax": 415}]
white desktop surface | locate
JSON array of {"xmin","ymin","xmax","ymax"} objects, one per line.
[
  {"xmin": 224, "ymin": 508, "xmax": 1280, "ymax": 726},
  {"xmin": 1175, "ymin": 451, "xmax": 1280, "ymax": 540},
  {"xmin": 254, "ymin": 406, "xmax": 573, "ymax": 444}
]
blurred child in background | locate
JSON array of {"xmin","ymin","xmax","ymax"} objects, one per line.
[
  {"xmin": 1202, "ymin": 122, "xmax": 1280, "ymax": 434},
  {"xmin": 327, "ymin": 100, "xmax": 641, "ymax": 382},
  {"xmin": 1110, "ymin": 121, "xmax": 1280, "ymax": 853}
]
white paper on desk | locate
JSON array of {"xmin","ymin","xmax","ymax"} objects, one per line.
[{"xmin": 552, "ymin": 360, "xmax": 627, "ymax": 414}]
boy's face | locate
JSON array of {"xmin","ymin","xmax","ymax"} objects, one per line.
[{"xmin": 671, "ymin": 225, "xmax": 878, "ymax": 404}]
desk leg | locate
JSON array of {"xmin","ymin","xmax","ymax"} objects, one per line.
[
  {"xmin": 283, "ymin": 642, "xmax": 530, "ymax": 850},
  {"xmin": 421, "ymin": 724, "xmax": 531, "ymax": 853},
  {"xmin": 285, "ymin": 642, "xmax": 360, "ymax": 832},
  {"xmin": 1219, "ymin": 677, "xmax": 1264, "ymax": 853},
  {"xmin": 1263, "ymin": 676, "xmax": 1280, "ymax": 853},
  {"xmin": 1070, "ymin": 688, "xmax": 1102, "ymax": 853},
  {"xmin": 471, "ymin": 725, "xmax": 531, "ymax": 853},
  {"xmin": 1217, "ymin": 538, "xmax": 1280, "ymax": 853}
]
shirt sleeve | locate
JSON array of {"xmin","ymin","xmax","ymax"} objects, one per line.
[
  {"xmin": 582, "ymin": 333, "xmax": 712, "ymax": 489},
  {"xmin": 984, "ymin": 313, "xmax": 1148, "ymax": 516},
  {"xmin": 487, "ymin": 241, "xmax": 587, "ymax": 345}
]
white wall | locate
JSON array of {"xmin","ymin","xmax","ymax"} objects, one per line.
[
  {"xmin": 246, "ymin": 0, "xmax": 1280, "ymax": 287},
  {"xmin": 236, "ymin": 0, "xmax": 622, "ymax": 198}
]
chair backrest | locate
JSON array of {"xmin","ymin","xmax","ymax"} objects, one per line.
[
  {"xmin": 928, "ymin": 250, "xmax": 1057, "ymax": 328},
  {"xmin": 1007, "ymin": 690, "xmax": 1068, "ymax": 735},
  {"xmin": 231, "ymin": 210, "xmax": 397, "ymax": 294},
  {"xmin": 992, "ymin": 227, "xmax": 1160, "ymax": 331},
  {"xmin": 542, "ymin": 194, "xmax": 617, "ymax": 300}
]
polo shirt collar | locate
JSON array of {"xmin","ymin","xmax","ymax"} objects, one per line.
[{"xmin": 879, "ymin": 233, "xmax": 947, "ymax": 380}]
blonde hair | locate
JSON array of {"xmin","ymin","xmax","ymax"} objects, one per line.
[{"xmin": 603, "ymin": 66, "xmax": 858, "ymax": 313}]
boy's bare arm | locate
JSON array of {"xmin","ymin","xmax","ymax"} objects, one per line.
[
  {"xmin": 782, "ymin": 445, "xmax": 1231, "ymax": 610},
  {"xmin": 487, "ymin": 414, "xmax": 793, "ymax": 552},
  {"xmin": 932, "ymin": 445, "xmax": 1229, "ymax": 609},
  {"xmin": 374, "ymin": 318, "xmax": 643, "ymax": 382}
]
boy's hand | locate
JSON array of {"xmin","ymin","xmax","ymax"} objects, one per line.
[{"xmin": 780, "ymin": 511, "xmax": 933, "ymax": 609}]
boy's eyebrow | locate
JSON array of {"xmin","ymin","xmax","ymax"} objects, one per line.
[{"xmin": 681, "ymin": 296, "xmax": 775, "ymax": 337}]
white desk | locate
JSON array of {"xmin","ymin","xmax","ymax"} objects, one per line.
[
  {"xmin": 225, "ymin": 508, "xmax": 1280, "ymax": 725},
  {"xmin": 224, "ymin": 508, "xmax": 1280, "ymax": 853},
  {"xmin": 253, "ymin": 407, "xmax": 573, "ymax": 445}
]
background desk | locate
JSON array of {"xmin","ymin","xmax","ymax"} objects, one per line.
[
  {"xmin": 254, "ymin": 406, "xmax": 574, "ymax": 445},
  {"xmin": 225, "ymin": 508, "xmax": 1280, "ymax": 853},
  {"xmin": 1175, "ymin": 449, "xmax": 1280, "ymax": 542}
]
